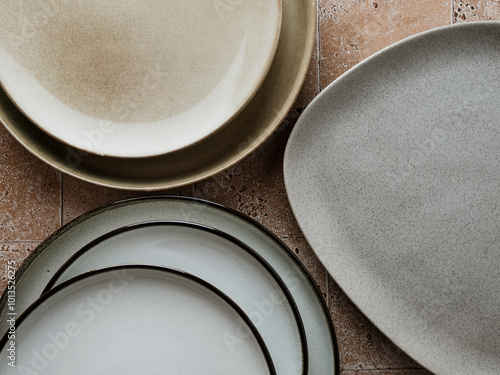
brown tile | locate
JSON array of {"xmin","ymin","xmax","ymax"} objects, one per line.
[
  {"xmin": 340, "ymin": 372, "xmax": 430, "ymax": 375},
  {"xmin": 329, "ymin": 277, "xmax": 422, "ymax": 370},
  {"xmin": 281, "ymin": 237, "xmax": 328, "ymax": 298},
  {"xmin": 319, "ymin": 3, "xmax": 345, "ymax": 86},
  {"xmin": 195, "ymin": 110, "xmax": 303, "ymax": 239},
  {"xmin": 294, "ymin": 34, "xmax": 320, "ymax": 109},
  {"xmin": 453, "ymin": 0, "xmax": 500, "ymax": 22},
  {"xmin": 0, "ymin": 243, "xmax": 37, "ymax": 293},
  {"xmin": 0, "ymin": 126, "xmax": 60, "ymax": 241},
  {"xmin": 319, "ymin": 0, "xmax": 451, "ymax": 87},
  {"xmin": 62, "ymin": 176, "xmax": 193, "ymax": 224}
]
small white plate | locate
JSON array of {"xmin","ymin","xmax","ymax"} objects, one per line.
[
  {"xmin": 0, "ymin": 266, "xmax": 275, "ymax": 374},
  {"xmin": 0, "ymin": 0, "xmax": 281, "ymax": 157},
  {"xmin": 44, "ymin": 222, "xmax": 306, "ymax": 375}
]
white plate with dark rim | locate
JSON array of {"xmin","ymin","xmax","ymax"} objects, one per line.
[
  {"xmin": 0, "ymin": 0, "xmax": 281, "ymax": 157},
  {"xmin": 0, "ymin": 196, "xmax": 339, "ymax": 375},
  {"xmin": 0, "ymin": 265, "xmax": 275, "ymax": 374},
  {"xmin": 284, "ymin": 21, "xmax": 500, "ymax": 375},
  {"xmin": 43, "ymin": 221, "xmax": 307, "ymax": 375}
]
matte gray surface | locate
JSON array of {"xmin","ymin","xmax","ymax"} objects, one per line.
[{"xmin": 285, "ymin": 22, "xmax": 500, "ymax": 375}]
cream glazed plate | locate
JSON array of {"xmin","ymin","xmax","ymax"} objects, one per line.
[
  {"xmin": 43, "ymin": 222, "xmax": 307, "ymax": 375},
  {"xmin": 0, "ymin": 0, "xmax": 315, "ymax": 189},
  {"xmin": 284, "ymin": 22, "xmax": 500, "ymax": 375},
  {"xmin": 0, "ymin": 0, "xmax": 281, "ymax": 157},
  {"xmin": 0, "ymin": 266, "xmax": 275, "ymax": 374}
]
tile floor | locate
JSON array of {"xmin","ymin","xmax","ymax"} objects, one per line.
[{"xmin": 1, "ymin": 1, "xmax": 499, "ymax": 373}]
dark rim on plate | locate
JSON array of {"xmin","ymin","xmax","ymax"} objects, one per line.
[
  {"xmin": 0, "ymin": 264, "xmax": 277, "ymax": 375},
  {"xmin": 42, "ymin": 220, "xmax": 308, "ymax": 375},
  {"xmin": 0, "ymin": 195, "xmax": 340, "ymax": 375}
]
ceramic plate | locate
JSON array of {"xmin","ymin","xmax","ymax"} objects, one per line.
[
  {"xmin": 0, "ymin": 0, "xmax": 314, "ymax": 189},
  {"xmin": 0, "ymin": 0, "xmax": 281, "ymax": 157},
  {"xmin": 0, "ymin": 196, "xmax": 339, "ymax": 375},
  {"xmin": 43, "ymin": 222, "xmax": 306, "ymax": 375},
  {"xmin": 284, "ymin": 22, "xmax": 500, "ymax": 375},
  {"xmin": 0, "ymin": 265, "xmax": 275, "ymax": 374}
]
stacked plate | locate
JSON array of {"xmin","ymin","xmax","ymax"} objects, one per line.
[
  {"xmin": 0, "ymin": 0, "xmax": 316, "ymax": 190},
  {"xmin": 0, "ymin": 196, "xmax": 340, "ymax": 374}
]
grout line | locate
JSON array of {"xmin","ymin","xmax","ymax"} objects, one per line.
[
  {"xmin": 0, "ymin": 241, "xmax": 41, "ymax": 245},
  {"xmin": 326, "ymin": 271, "xmax": 329, "ymax": 306},
  {"xmin": 451, "ymin": 0, "xmax": 455, "ymax": 24},
  {"xmin": 340, "ymin": 369, "xmax": 428, "ymax": 374},
  {"xmin": 60, "ymin": 173, "xmax": 64, "ymax": 227},
  {"xmin": 317, "ymin": 0, "xmax": 322, "ymax": 93},
  {"xmin": 280, "ymin": 235, "xmax": 305, "ymax": 240}
]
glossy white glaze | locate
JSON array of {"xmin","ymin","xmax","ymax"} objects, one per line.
[
  {"xmin": 0, "ymin": 267, "xmax": 271, "ymax": 374},
  {"xmin": 51, "ymin": 224, "xmax": 304, "ymax": 375}
]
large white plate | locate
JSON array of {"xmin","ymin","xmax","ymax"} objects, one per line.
[
  {"xmin": 0, "ymin": 196, "xmax": 339, "ymax": 375},
  {"xmin": 0, "ymin": 266, "xmax": 275, "ymax": 374},
  {"xmin": 0, "ymin": 0, "xmax": 281, "ymax": 157},
  {"xmin": 284, "ymin": 22, "xmax": 500, "ymax": 375},
  {"xmin": 44, "ymin": 222, "xmax": 306, "ymax": 375}
]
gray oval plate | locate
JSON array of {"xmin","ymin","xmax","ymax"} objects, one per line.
[
  {"xmin": 285, "ymin": 21, "xmax": 500, "ymax": 375},
  {"xmin": 0, "ymin": 196, "xmax": 339, "ymax": 375}
]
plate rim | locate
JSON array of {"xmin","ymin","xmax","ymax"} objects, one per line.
[
  {"xmin": 284, "ymin": 20, "xmax": 500, "ymax": 375},
  {"xmin": 0, "ymin": 0, "xmax": 316, "ymax": 190},
  {"xmin": 0, "ymin": 264, "xmax": 277, "ymax": 374},
  {"xmin": 42, "ymin": 220, "xmax": 308, "ymax": 375},
  {"xmin": 0, "ymin": 0, "xmax": 283, "ymax": 158},
  {"xmin": 285, "ymin": 20, "xmax": 500, "ymax": 134},
  {"xmin": 0, "ymin": 195, "xmax": 340, "ymax": 375}
]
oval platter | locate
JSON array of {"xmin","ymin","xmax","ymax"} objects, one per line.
[{"xmin": 285, "ymin": 21, "xmax": 500, "ymax": 375}]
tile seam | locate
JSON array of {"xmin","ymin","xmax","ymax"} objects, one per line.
[
  {"xmin": 451, "ymin": 0, "xmax": 455, "ymax": 24},
  {"xmin": 317, "ymin": 0, "xmax": 322, "ymax": 94},
  {"xmin": 340, "ymin": 369, "xmax": 427, "ymax": 374},
  {"xmin": 60, "ymin": 173, "xmax": 64, "ymax": 227},
  {"xmin": 340, "ymin": 373, "xmax": 424, "ymax": 374}
]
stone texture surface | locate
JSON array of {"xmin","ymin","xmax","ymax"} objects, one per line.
[
  {"xmin": 62, "ymin": 176, "xmax": 193, "ymax": 224},
  {"xmin": 195, "ymin": 110, "xmax": 304, "ymax": 239},
  {"xmin": 319, "ymin": 0, "xmax": 451, "ymax": 87},
  {"xmin": 341, "ymin": 370, "xmax": 433, "ymax": 375},
  {"xmin": 294, "ymin": 33, "xmax": 320, "ymax": 109},
  {"xmin": 281, "ymin": 237, "xmax": 328, "ymax": 299},
  {"xmin": 0, "ymin": 126, "xmax": 60, "ymax": 242},
  {"xmin": 1, "ymin": 1, "xmax": 500, "ymax": 373},
  {"xmin": 0, "ymin": 243, "xmax": 37, "ymax": 291},
  {"xmin": 453, "ymin": 0, "xmax": 500, "ymax": 22},
  {"xmin": 329, "ymin": 277, "xmax": 424, "ymax": 371}
]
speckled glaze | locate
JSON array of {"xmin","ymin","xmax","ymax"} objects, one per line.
[
  {"xmin": 0, "ymin": 0, "xmax": 281, "ymax": 157},
  {"xmin": 0, "ymin": 0, "xmax": 314, "ymax": 188},
  {"xmin": 285, "ymin": 21, "xmax": 500, "ymax": 375},
  {"xmin": 0, "ymin": 196, "xmax": 339, "ymax": 375}
]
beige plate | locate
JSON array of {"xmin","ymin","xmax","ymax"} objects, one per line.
[
  {"xmin": 0, "ymin": 0, "xmax": 315, "ymax": 189},
  {"xmin": 0, "ymin": 1, "xmax": 282, "ymax": 158}
]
